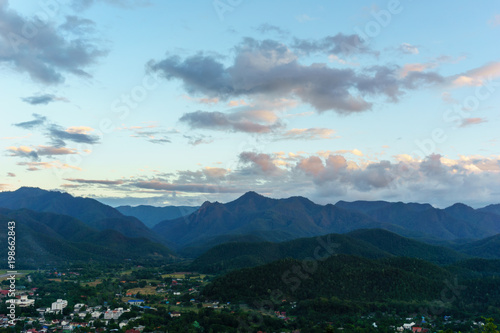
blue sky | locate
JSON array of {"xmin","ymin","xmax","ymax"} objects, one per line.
[{"xmin": 1, "ymin": 0, "xmax": 499, "ymax": 208}]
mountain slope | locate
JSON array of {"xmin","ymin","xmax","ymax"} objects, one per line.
[
  {"xmin": 116, "ymin": 204, "xmax": 198, "ymax": 228},
  {"xmin": 191, "ymin": 229, "xmax": 469, "ymax": 273},
  {"xmin": 0, "ymin": 208, "xmax": 174, "ymax": 267},
  {"xmin": 202, "ymin": 254, "xmax": 452, "ymax": 303},
  {"xmin": 0, "ymin": 187, "xmax": 161, "ymax": 242},
  {"xmin": 190, "ymin": 232, "xmax": 391, "ymax": 273},
  {"xmin": 456, "ymin": 233, "xmax": 500, "ymax": 259},
  {"xmin": 202, "ymin": 254, "xmax": 500, "ymax": 317},
  {"xmin": 347, "ymin": 229, "xmax": 469, "ymax": 264}
]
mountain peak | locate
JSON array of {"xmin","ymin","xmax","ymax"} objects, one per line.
[
  {"xmin": 200, "ymin": 201, "xmax": 212, "ymax": 209},
  {"xmin": 447, "ymin": 202, "xmax": 473, "ymax": 211},
  {"xmin": 241, "ymin": 191, "xmax": 264, "ymax": 199}
]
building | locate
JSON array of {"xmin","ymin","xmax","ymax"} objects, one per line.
[
  {"xmin": 51, "ymin": 299, "xmax": 68, "ymax": 312},
  {"xmin": 170, "ymin": 311, "xmax": 181, "ymax": 318},
  {"xmin": 104, "ymin": 308, "xmax": 124, "ymax": 320},
  {"xmin": 10, "ymin": 295, "xmax": 35, "ymax": 307}
]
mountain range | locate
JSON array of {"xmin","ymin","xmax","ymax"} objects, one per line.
[
  {"xmin": 153, "ymin": 191, "xmax": 500, "ymax": 253},
  {"xmin": 1, "ymin": 187, "xmax": 500, "ymax": 263}
]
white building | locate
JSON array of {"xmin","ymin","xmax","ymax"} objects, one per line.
[
  {"xmin": 51, "ymin": 299, "xmax": 68, "ymax": 312},
  {"xmin": 11, "ymin": 295, "xmax": 35, "ymax": 307},
  {"xmin": 403, "ymin": 322, "xmax": 415, "ymax": 330},
  {"xmin": 104, "ymin": 308, "xmax": 125, "ymax": 320}
]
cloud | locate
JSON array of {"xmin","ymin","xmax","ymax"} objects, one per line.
[
  {"xmin": 292, "ymin": 33, "xmax": 377, "ymax": 57},
  {"xmin": 7, "ymin": 145, "xmax": 78, "ymax": 161},
  {"xmin": 48, "ymin": 125, "xmax": 100, "ymax": 147},
  {"xmin": 0, "ymin": 2, "xmax": 107, "ymax": 84},
  {"xmin": 12, "ymin": 115, "xmax": 100, "ymax": 153},
  {"xmin": 60, "ymin": 152, "xmax": 500, "ymax": 208},
  {"xmin": 183, "ymin": 134, "xmax": 213, "ymax": 146},
  {"xmin": 133, "ymin": 180, "xmax": 240, "ymax": 193},
  {"xmin": 180, "ymin": 110, "xmax": 283, "ymax": 133},
  {"xmin": 7, "ymin": 146, "xmax": 39, "ymax": 161},
  {"xmin": 149, "ymin": 38, "xmax": 443, "ymax": 114},
  {"xmin": 400, "ymin": 55, "xmax": 467, "ymax": 78},
  {"xmin": 17, "ymin": 161, "xmax": 82, "ymax": 172},
  {"xmin": 119, "ymin": 124, "xmax": 175, "ymax": 144},
  {"xmin": 64, "ymin": 178, "xmax": 125, "ymax": 185},
  {"xmin": 326, "ymin": 149, "xmax": 363, "ymax": 156},
  {"xmin": 399, "ymin": 63, "xmax": 437, "ymax": 78},
  {"xmin": 441, "ymin": 92, "xmax": 458, "ymax": 104},
  {"xmin": 13, "ymin": 113, "xmax": 47, "ymax": 129},
  {"xmin": 460, "ymin": 117, "xmax": 487, "ymax": 127},
  {"xmin": 72, "ymin": 0, "xmax": 151, "ymax": 10},
  {"xmin": 451, "ymin": 62, "xmax": 500, "ymax": 87},
  {"xmin": 203, "ymin": 167, "xmax": 229, "ymax": 179},
  {"xmin": 59, "ymin": 15, "xmax": 95, "ymax": 34},
  {"xmin": 398, "ymin": 43, "xmax": 419, "ymax": 54},
  {"xmin": 239, "ymin": 152, "xmax": 283, "ymax": 176},
  {"xmin": 489, "ymin": 14, "xmax": 500, "ymax": 27},
  {"xmin": 21, "ymin": 94, "xmax": 67, "ymax": 105},
  {"xmin": 255, "ymin": 24, "xmax": 289, "ymax": 37},
  {"xmin": 278, "ymin": 128, "xmax": 336, "ymax": 140}
]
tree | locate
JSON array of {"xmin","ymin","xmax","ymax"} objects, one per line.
[{"xmin": 480, "ymin": 318, "xmax": 499, "ymax": 333}]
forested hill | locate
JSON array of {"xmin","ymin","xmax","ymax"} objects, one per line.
[{"xmin": 190, "ymin": 229, "xmax": 468, "ymax": 273}]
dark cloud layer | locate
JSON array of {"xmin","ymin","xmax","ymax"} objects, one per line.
[
  {"xmin": 11, "ymin": 114, "xmax": 100, "ymax": 148},
  {"xmin": 149, "ymin": 38, "xmax": 443, "ymax": 114},
  {"xmin": 0, "ymin": 2, "xmax": 107, "ymax": 84},
  {"xmin": 13, "ymin": 113, "xmax": 47, "ymax": 129},
  {"xmin": 21, "ymin": 94, "xmax": 60, "ymax": 105},
  {"xmin": 72, "ymin": 0, "xmax": 151, "ymax": 10},
  {"xmin": 180, "ymin": 110, "xmax": 282, "ymax": 133},
  {"xmin": 291, "ymin": 33, "xmax": 377, "ymax": 57},
  {"xmin": 65, "ymin": 178, "xmax": 124, "ymax": 185}
]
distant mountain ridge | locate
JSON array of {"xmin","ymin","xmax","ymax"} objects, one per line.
[
  {"xmin": 0, "ymin": 187, "xmax": 162, "ymax": 243},
  {"xmin": 153, "ymin": 191, "xmax": 500, "ymax": 251},
  {"xmin": 116, "ymin": 204, "xmax": 198, "ymax": 228},
  {"xmin": 335, "ymin": 200, "xmax": 500, "ymax": 240}
]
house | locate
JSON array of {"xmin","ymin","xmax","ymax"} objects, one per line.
[
  {"xmin": 127, "ymin": 300, "xmax": 144, "ymax": 305},
  {"xmin": 91, "ymin": 311, "xmax": 102, "ymax": 319},
  {"xmin": 125, "ymin": 330, "xmax": 140, "ymax": 333},
  {"xmin": 170, "ymin": 311, "xmax": 181, "ymax": 318},
  {"xmin": 412, "ymin": 328, "xmax": 429, "ymax": 333},
  {"xmin": 74, "ymin": 304, "xmax": 85, "ymax": 311},
  {"xmin": 11, "ymin": 295, "xmax": 35, "ymax": 307},
  {"xmin": 403, "ymin": 322, "xmax": 415, "ymax": 330}
]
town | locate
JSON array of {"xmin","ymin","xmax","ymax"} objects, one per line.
[{"xmin": 0, "ymin": 264, "xmax": 497, "ymax": 333}]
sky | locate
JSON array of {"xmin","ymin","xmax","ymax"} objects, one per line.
[{"xmin": 0, "ymin": 0, "xmax": 499, "ymax": 208}]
